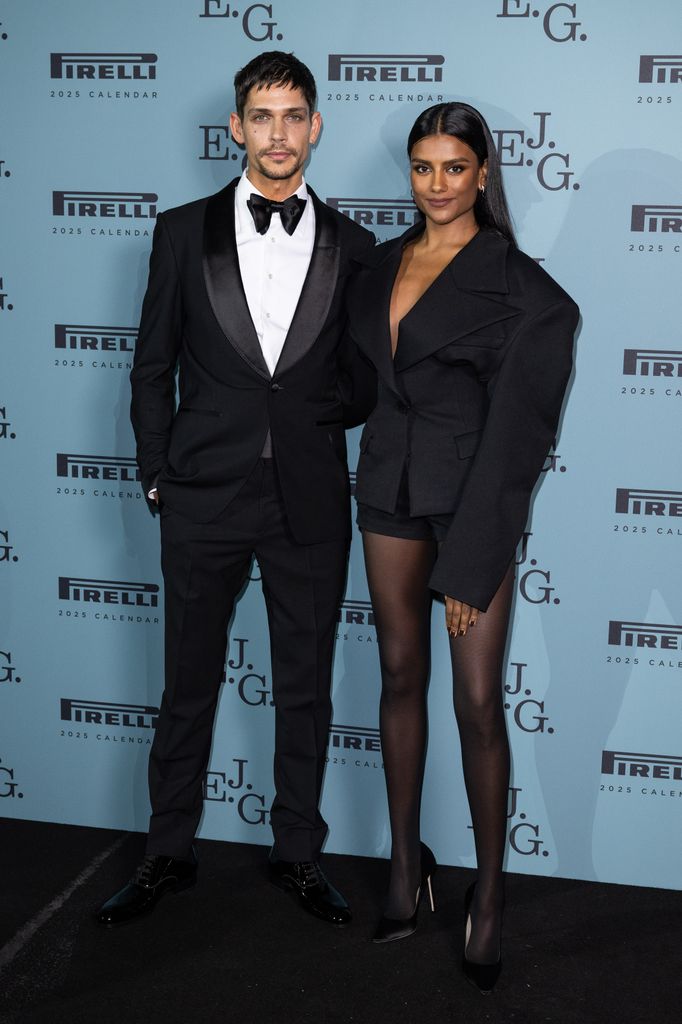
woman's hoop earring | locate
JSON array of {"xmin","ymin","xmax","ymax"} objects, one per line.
[{"xmin": 479, "ymin": 185, "xmax": 486, "ymax": 197}]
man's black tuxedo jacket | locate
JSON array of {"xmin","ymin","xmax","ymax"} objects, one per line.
[
  {"xmin": 346, "ymin": 225, "xmax": 580, "ymax": 611},
  {"xmin": 130, "ymin": 179, "xmax": 375, "ymax": 544}
]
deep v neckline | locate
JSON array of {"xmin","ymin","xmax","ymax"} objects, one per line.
[{"xmin": 389, "ymin": 231, "xmax": 479, "ymax": 358}]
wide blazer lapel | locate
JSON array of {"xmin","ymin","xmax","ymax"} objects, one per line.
[
  {"xmin": 348, "ymin": 224, "xmax": 523, "ymax": 380},
  {"xmin": 274, "ymin": 186, "xmax": 340, "ymax": 377},
  {"xmin": 203, "ymin": 178, "xmax": 270, "ymax": 379},
  {"xmin": 393, "ymin": 228, "xmax": 522, "ymax": 373}
]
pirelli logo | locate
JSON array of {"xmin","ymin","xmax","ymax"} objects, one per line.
[
  {"xmin": 328, "ymin": 724, "xmax": 381, "ymax": 752},
  {"xmin": 602, "ymin": 750, "xmax": 682, "ymax": 780},
  {"xmin": 60, "ymin": 697, "xmax": 159, "ymax": 728},
  {"xmin": 615, "ymin": 488, "xmax": 682, "ymax": 517},
  {"xmin": 630, "ymin": 205, "xmax": 682, "ymax": 233},
  {"xmin": 338, "ymin": 600, "xmax": 374, "ymax": 626},
  {"xmin": 50, "ymin": 53, "xmax": 157, "ymax": 80},
  {"xmin": 638, "ymin": 55, "xmax": 682, "ymax": 84},
  {"xmin": 327, "ymin": 197, "xmax": 418, "ymax": 228},
  {"xmin": 607, "ymin": 620, "xmax": 682, "ymax": 651},
  {"xmin": 622, "ymin": 349, "xmax": 682, "ymax": 377},
  {"xmin": 58, "ymin": 577, "xmax": 159, "ymax": 607},
  {"xmin": 328, "ymin": 54, "xmax": 444, "ymax": 83},
  {"xmin": 56, "ymin": 454, "xmax": 140, "ymax": 483},
  {"xmin": 52, "ymin": 191, "xmax": 157, "ymax": 219},
  {"xmin": 55, "ymin": 325, "xmax": 137, "ymax": 353}
]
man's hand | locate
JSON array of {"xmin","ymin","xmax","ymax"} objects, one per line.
[{"xmin": 445, "ymin": 596, "xmax": 480, "ymax": 637}]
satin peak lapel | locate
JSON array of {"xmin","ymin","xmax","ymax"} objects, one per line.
[
  {"xmin": 275, "ymin": 188, "xmax": 340, "ymax": 377},
  {"xmin": 203, "ymin": 181, "xmax": 270, "ymax": 379}
]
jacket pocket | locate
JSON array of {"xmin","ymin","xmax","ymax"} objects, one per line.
[
  {"xmin": 454, "ymin": 429, "xmax": 482, "ymax": 459},
  {"xmin": 324, "ymin": 422, "xmax": 347, "ymax": 463}
]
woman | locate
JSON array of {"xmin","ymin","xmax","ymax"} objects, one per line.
[{"xmin": 346, "ymin": 102, "xmax": 579, "ymax": 992}]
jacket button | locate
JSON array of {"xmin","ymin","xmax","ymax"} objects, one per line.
[
  {"xmin": 398, "ymin": 400, "xmax": 410, "ymax": 413},
  {"xmin": 271, "ymin": 383, "xmax": 282, "ymax": 392}
]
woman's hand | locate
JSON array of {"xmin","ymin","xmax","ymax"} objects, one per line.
[{"xmin": 445, "ymin": 596, "xmax": 480, "ymax": 637}]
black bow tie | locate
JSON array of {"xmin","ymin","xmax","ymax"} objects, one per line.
[{"xmin": 247, "ymin": 193, "xmax": 307, "ymax": 236}]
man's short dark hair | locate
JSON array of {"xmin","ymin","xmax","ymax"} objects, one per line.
[{"xmin": 234, "ymin": 51, "xmax": 317, "ymax": 119}]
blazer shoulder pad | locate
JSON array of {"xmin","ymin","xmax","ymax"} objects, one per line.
[
  {"xmin": 321, "ymin": 201, "xmax": 375, "ymax": 246},
  {"xmin": 159, "ymin": 194, "xmax": 211, "ymax": 234},
  {"xmin": 507, "ymin": 245, "xmax": 578, "ymax": 312},
  {"xmin": 160, "ymin": 181, "xmax": 238, "ymax": 231}
]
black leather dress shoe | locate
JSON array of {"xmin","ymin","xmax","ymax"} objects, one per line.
[
  {"xmin": 268, "ymin": 855, "xmax": 351, "ymax": 925},
  {"xmin": 95, "ymin": 849, "xmax": 197, "ymax": 926}
]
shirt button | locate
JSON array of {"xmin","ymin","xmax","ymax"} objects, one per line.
[
  {"xmin": 268, "ymin": 273, "xmax": 273, "ymax": 279},
  {"xmin": 266, "ymin": 313, "xmax": 271, "ymax": 319}
]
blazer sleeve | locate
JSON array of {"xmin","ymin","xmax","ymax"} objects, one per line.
[
  {"xmin": 428, "ymin": 297, "xmax": 579, "ymax": 611},
  {"xmin": 337, "ymin": 232, "xmax": 378, "ymax": 428},
  {"xmin": 129, "ymin": 213, "xmax": 183, "ymax": 503},
  {"xmin": 337, "ymin": 332, "xmax": 377, "ymax": 428}
]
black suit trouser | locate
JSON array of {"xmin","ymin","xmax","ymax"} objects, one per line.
[{"xmin": 146, "ymin": 459, "xmax": 348, "ymax": 862}]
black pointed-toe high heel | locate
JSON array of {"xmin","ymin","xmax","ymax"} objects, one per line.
[
  {"xmin": 372, "ymin": 842, "xmax": 437, "ymax": 944},
  {"xmin": 462, "ymin": 882, "xmax": 502, "ymax": 995}
]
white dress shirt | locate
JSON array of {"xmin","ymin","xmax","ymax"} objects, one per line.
[{"xmin": 235, "ymin": 171, "xmax": 315, "ymax": 376}]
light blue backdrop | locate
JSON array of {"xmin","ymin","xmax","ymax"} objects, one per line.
[{"xmin": 1, "ymin": 1, "xmax": 681, "ymax": 890}]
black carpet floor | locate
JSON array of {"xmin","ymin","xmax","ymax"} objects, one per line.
[{"xmin": 0, "ymin": 819, "xmax": 679, "ymax": 1024}]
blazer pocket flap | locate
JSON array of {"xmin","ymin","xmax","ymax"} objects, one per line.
[
  {"xmin": 459, "ymin": 330, "xmax": 506, "ymax": 348},
  {"xmin": 455, "ymin": 429, "xmax": 483, "ymax": 459}
]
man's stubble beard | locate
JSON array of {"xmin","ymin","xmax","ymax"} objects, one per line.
[{"xmin": 251, "ymin": 151, "xmax": 306, "ymax": 182}]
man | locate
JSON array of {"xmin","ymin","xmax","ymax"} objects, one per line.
[{"xmin": 96, "ymin": 51, "xmax": 374, "ymax": 927}]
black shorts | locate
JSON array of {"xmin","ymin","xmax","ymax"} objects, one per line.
[{"xmin": 356, "ymin": 470, "xmax": 453, "ymax": 542}]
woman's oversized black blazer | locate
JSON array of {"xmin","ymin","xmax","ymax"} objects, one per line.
[{"xmin": 346, "ymin": 224, "xmax": 580, "ymax": 612}]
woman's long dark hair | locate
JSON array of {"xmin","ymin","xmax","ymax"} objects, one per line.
[{"xmin": 407, "ymin": 102, "xmax": 516, "ymax": 244}]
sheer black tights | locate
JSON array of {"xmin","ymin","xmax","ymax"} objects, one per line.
[
  {"xmin": 362, "ymin": 533, "xmax": 435, "ymax": 921},
  {"xmin": 450, "ymin": 562, "xmax": 513, "ymax": 962},
  {"xmin": 363, "ymin": 531, "xmax": 513, "ymax": 962}
]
